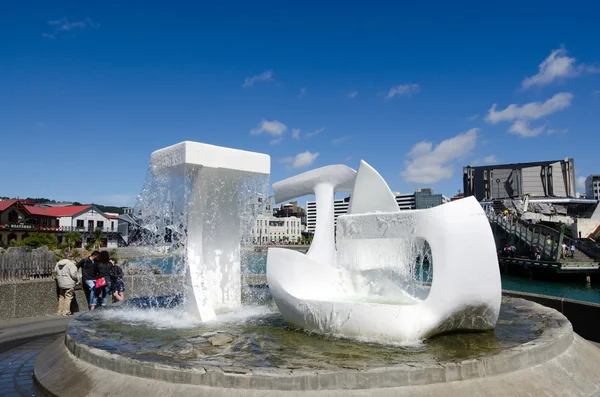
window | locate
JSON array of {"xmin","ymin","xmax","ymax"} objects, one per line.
[
  {"xmin": 111, "ymin": 221, "xmax": 114, "ymax": 231},
  {"xmin": 88, "ymin": 220, "xmax": 94, "ymax": 230},
  {"xmin": 97, "ymin": 221, "xmax": 104, "ymax": 229},
  {"xmin": 76, "ymin": 220, "xmax": 84, "ymax": 228},
  {"xmin": 8, "ymin": 210, "xmax": 18, "ymax": 223}
]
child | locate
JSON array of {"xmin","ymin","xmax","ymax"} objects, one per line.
[{"xmin": 109, "ymin": 262, "xmax": 125, "ymax": 303}]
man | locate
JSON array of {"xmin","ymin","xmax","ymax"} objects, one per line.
[
  {"xmin": 570, "ymin": 243, "xmax": 576, "ymax": 258},
  {"xmin": 77, "ymin": 250, "xmax": 100, "ymax": 309},
  {"xmin": 54, "ymin": 254, "xmax": 79, "ymax": 316}
]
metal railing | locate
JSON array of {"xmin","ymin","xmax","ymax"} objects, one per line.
[
  {"xmin": 488, "ymin": 212, "xmax": 563, "ymax": 262},
  {"xmin": 0, "ymin": 223, "xmax": 119, "ymax": 233}
]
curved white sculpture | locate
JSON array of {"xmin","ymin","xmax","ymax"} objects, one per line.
[{"xmin": 267, "ymin": 160, "xmax": 501, "ymax": 342}]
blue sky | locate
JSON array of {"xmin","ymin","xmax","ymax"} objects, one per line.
[{"xmin": 1, "ymin": 1, "xmax": 599, "ymax": 207}]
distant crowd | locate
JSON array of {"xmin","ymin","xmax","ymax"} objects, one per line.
[{"xmin": 54, "ymin": 250, "xmax": 125, "ymax": 316}]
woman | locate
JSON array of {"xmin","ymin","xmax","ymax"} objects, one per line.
[{"xmin": 95, "ymin": 251, "xmax": 113, "ymax": 307}]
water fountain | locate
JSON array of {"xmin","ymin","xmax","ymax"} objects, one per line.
[{"xmin": 34, "ymin": 141, "xmax": 600, "ymax": 396}]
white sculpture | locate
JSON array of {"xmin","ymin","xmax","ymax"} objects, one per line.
[
  {"xmin": 151, "ymin": 141, "xmax": 270, "ymax": 321},
  {"xmin": 267, "ymin": 160, "xmax": 501, "ymax": 342}
]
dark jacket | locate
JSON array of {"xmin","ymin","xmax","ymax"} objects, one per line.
[
  {"xmin": 76, "ymin": 257, "xmax": 97, "ymax": 282},
  {"xmin": 96, "ymin": 261, "xmax": 112, "ymax": 282}
]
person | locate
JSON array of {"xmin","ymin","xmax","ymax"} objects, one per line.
[
  {"xmin": 561, "ymin": 243, "xmax": 567, "ymax": 259},
  {"xmin": 109, "ymin": 262, "xmax": 125, "ymax": 303},
  {"xmin": 77, "ymin": 250, "xmax": 100, "ymax": 310},
  {"xmin": 95, "ymin": 251, "xmax": 113, "ymax": 307},
  {"xmin": 570, "ymin": 243, "xmax": 576, "ymax": 258},
  {"xmin": 54, "ymin": 254, "xmax": 79, "ymax": 316}
]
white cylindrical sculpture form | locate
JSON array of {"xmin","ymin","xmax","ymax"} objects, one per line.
[
  {"xmin": 151, "ymin": 141, "xmax": 270, "ymax": 321},
  {"xmin": 267, "ymin": 160, "xmax": 501, "ymax": 342}
]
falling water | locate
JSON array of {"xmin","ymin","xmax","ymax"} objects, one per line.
[{"xmin": 132, "ymin": 162, "xmax": 269, "ymax": 313}]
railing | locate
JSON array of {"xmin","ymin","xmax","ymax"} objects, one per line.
[
  {"xmin": 0, "ymin": 248, "xmax": 56, "ymax": 282},
  {"xmin": 488, "ymin": 212, "xmax": 563, "ymax": 262},
  {"xmin": 0, "ymin": 223, "xmax": 119, "ymax": 233}
]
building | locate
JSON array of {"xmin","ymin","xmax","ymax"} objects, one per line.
[
  {"xmin": 249, "ymin": 197, "xmax": 303, "ymax": 244},
  {"xmin": 463, "ymin": 158, "xmax": 576, "ymax": 201},
  {"xmin": 305, "ymin": 190, "xmax": 445, "ymax": 233},
  {"xmin": 267, "ymin": 216, "xmax": 302, "ymax": 243},
  {"xmin": 585, "ymin": 175, "xmax": 600, "ymax": 200},
  {"xmin": 0, "ymin": 199, "xmax": 121, "ymax": 248}
]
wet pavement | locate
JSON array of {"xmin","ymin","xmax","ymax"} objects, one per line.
[{"xmin": 0, "ymin": 334, "xmax": 61, "ymax": 397}]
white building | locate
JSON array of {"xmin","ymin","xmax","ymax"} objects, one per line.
[
  {"xmin": 585, "ymin": 175, "xmax": 600, "ymax": 200},
  {"xmin": 249, "ymin": 197, "xmax": 303, "ymax": 244},
  {"xmin": 268, "ymin": 216, "xmax": 302, "ymax": 243},
  {"xmin": 306, "ymin": 192, "xmax": 421, "ymax": 233}
]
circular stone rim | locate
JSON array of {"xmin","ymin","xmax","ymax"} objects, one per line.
[{"xmin": 62, "ymin": 297, "xmax": 573, "ymax": 391}]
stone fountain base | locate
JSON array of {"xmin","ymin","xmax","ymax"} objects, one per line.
[{"xmin": 34, "ymin": 298, "xmax": 600, "ymax": 396}]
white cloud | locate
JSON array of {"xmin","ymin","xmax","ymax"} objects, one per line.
[
  {"xmin": 291, "ymin": 128, "xmax": 301, "ymax": 140},
  {"xmin": 593, "ymin": 90, "xmax": 600, "ymax": 96},
  {"xmin": 547, "ymin": 127, "xmax": 568, "ymax": 134},
  {"xmin": 401, "ymin": 129, "xmax": 479, "ymax": 184},
  {"xmin": 466, "ymin": 114, "xmax": 479, "ymax": 121},
  {"xmin": 508, "ymin": 120, "xmax": 546, "ymax": 137},
  {"xmin": 270, "ymin": 137, "xmax": 283, "ymax": 145},
  {"xmin": 471, "ymin": 155, "xmax": 498, "ymax": 166},
  {"xmin": 522, "ymin": 47, "xmax": 599, "ymax": 89},
  {"xmin": 250, "ymin": 120, "xmax": 287, "ymax": 136},
  {"xmin": 576, "ymin": 176, "xmax": 587, "ymax": 191},
  {"xmin": 347, "ymin": 91, "xmax": 358, "ymax": 99},
  {"xmin": 43, "ymin": 17, "xmax": 98, "ymax": 39},
  {"xmin": 290, "ymin": 127, "xmax": 323, "ymax": 140},
  {"xmin": 297, "ymin": 87, "xmax": 307, "ymax": 98},
  {"xmin": 486, "ymin": 92, "xmax": 573, "ymax": 123},
  {"xmin": 243, "ymin": 70, "xmax": 274, "ymax": 87},
  {"xmin": 386, "ymin": 84, "xmax": 420, "ymax": 99},
  {"xmin": 332, "ymin": 135, "xmax": 351, "ymax": 145},
  {"xmin": 304, "ymin": 128, "xmax": 323, "ymax": 139},
  {"xmin": 280, "ymin": 151, "xmax": 319, "ymax": 170}
]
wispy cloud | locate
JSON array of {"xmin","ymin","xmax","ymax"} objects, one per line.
[
  {"xmin": 593, "ymin": 90, "xmax": 600, "ymax": 96},
  {"xmin": 279, "ymin": 151, "xmax": 319, "ymax": 170},
  {"xmin": 466, "ymin": 114, "xmax": 479, "ymax": 121},
  {"xmin": 576, "ymin": 176, "xmax": 587, "ymax": 191},
  {"xmin": 42, "ymin": 17, "xmax": 98, "ymax": 39},
  {"xmin": 243, "ymin": 70, "xmax": 274, "ymax": 87},
  {"xmin": 485, "ymin": 92, "xmax": 573, "ymax": 137},
  {"xmin": 297, "ymin": 87, "xmax": 307, "ymax": 98},
  {"xmin": 401, "ymin": 129, "xmax": 479, "ymax": 184},
  {"xmin": 522, "ymin": 47, "xmax": 599, "ymax": 89},
  {"xmin": 270, "ymin": 137, "xmax": 283, "ymax": 145},
  {"xmin": 472, "ymin": 155, "xmax": 498, "ymax": 166},
  {"xmin": 250, "ymin": 120, "xmax": 287, "ymax": 136},
  {"xmin": 547, "ymin": 128, "xmax": 568, "ymax": 135},
  {"xmin": 386, "ymin": 84, "xmax": 420, "ymax": 99},
  {"xmin": 507, "ymin": 120, "xmax": 546, "ymax": 137},
  {"xmin": 347, "ymin": 90, "xmax": 358, "ymax": 99},
  {"xmin": 290, "ymin": 127, "xmax": 323, "ymax": 140},
  {"xmin": 304, "ymin": 128, "xmax": 323, "ymax": 139},
  {"xmin": 331, "ymin": 135, "xmax": 351, "ymax": 145}
]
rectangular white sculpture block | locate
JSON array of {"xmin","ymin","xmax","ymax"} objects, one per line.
[{"xmin": 151, "ymin": 141, "xmax": 270, "ymax": 321}]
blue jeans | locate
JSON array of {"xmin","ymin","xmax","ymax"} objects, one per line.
[
  {"xmin": 85, "ymin": 280, "xmax": 98, "ymax": 307},
  {"xmin": 99, "ymin": 281, "xmax": 112, "ymax": 306}
]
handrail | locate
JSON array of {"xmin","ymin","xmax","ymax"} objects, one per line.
[
  {"xmin": 487, "ymin": 212, "xmax": 563, "ymax": 262},
  {"xmin": 0, "ymin": 224, "xmax": 119, "ymax": 233}
]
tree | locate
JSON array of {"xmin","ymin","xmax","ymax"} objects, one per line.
[
  {"xmin": 17, "ymin": 232, "xmax": 58, "ymax": 249},
  {"xmin": 65, "ymin": 232, "xmax": 82, "ymax": 254},
  {"xmin": 92, "ymin": 228, "xmax": 104, "ymax": 250}
]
